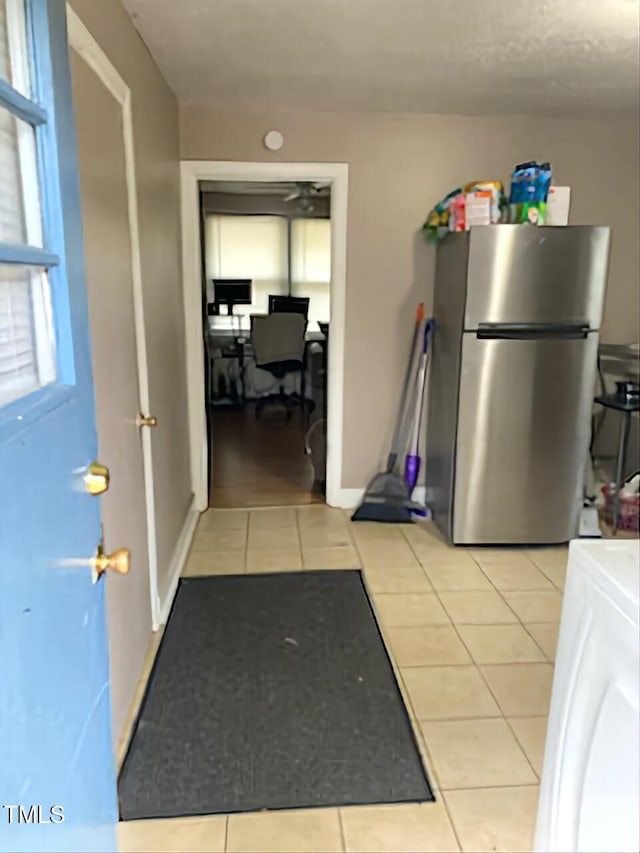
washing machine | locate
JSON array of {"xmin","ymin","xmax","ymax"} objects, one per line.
[{"xmin": 535, "ymin": 539, "xmax": 640, "ymax": 852}]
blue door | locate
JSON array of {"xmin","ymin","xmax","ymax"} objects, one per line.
[{"xmin": 0, "ymin": 2, "xmax": 117, "ymax": 851}]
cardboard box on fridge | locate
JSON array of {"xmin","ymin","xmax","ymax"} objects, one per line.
[
  {"xmin": 546, "ymin": 186, "xmax": 571, "ymax": 226},
  {"xmin": 464, "ymin": 190, "xmax": 492, "ymax": 227}
]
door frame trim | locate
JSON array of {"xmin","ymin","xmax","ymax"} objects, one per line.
[
  {"xmin": 180, "ymin": 160, "xmax": 349, "ymax": 509},
  {"xmin": 67, "ymin": 7, "xmax": 161, "ymax": 625}
]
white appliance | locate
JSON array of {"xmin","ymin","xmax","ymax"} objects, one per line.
[{"xmin": 535, "ymin": 540, "xmax": 640, "ymax": 853}]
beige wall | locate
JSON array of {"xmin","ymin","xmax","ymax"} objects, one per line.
[
  {"xmin": 181, "ymin": 107, "xmax": 640, "ymax": 488},
  {"xmin": 69, "ymin": 0, "xmax": 192, "ymax": 731}
]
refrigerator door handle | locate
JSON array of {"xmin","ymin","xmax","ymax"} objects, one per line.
[{"xmin": 476, "ymin": 322, "xmax": 591, "ymax": 340}]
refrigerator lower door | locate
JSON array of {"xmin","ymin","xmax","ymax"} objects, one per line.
[{"xmin": 453, "ymin": 333, "xmax": 598, "ymax": 544}]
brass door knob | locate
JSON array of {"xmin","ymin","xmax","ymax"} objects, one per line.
[
  {"xmin": 92, "ymin": 545, "xmax": 130, "ymax": 583},
  {"xmin": 137, "ymin": 414, "xmax": 158, "ymax": 428},
  {"xmin": 84, "ymin": 462, "xmax": 110, "ymax": 496}
]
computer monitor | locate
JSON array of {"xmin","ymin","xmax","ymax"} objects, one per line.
[
  {"xmin": 268, "ymin": 294, "xmax": 310, "ymax": 320},
  {"xmin": 212, "ymin": 279, "xmax": 252, "ymax": 314}
]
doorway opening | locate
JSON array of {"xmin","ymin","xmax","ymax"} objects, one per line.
[
  {"xmin": 201, "ymin": 180, "xmax": 330, "ymax": 508},
  {"xmin": 181, "ymin": 162, "xmax": 349, "ymax": 512}
]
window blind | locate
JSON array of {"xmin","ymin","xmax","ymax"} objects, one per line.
[
  {"xmin": 204, "ymin": 213, "xmax": 332, "ymax": 323},
  {"xmin": 291, "ymin": 218, "xmax": 331, "ymax": 322},
  {"xmin": 204, "ymin": 214, "xmax": 288, "ymax": 316},
  {"xmin": 0, "ymin": 106, "xmax": 27, "ymax": 244},
  {"xmin": 0, "ymin": 264, "xmax": 37, "ymax": 404}
]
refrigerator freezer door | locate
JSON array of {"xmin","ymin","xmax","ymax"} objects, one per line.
[
  {"xmin": 453, "ymin": 333, "xmax": 598, "ymax": 544},
  {"xmin": 464, "ymin": 225, "xmax": 610, "ymax": 331}
]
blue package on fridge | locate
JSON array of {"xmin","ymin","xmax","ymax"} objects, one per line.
[{"xmin": 536, "ymin": 162, "xmax": 552, "ymax": 203}]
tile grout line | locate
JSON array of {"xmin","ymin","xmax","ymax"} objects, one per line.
[
  {"xmin": 441, "ymin": 780, "xmax": 542, "ymax": 792},
  {"xmin": 401, "ymin": 657, "xmax": 547, "ymax": 670},
  {"xmin": 242, "ymin": 514, "xmax": 250, "ymax": 574},
  {"xmin": 412, "ymin": 710, "xmax": 548, "ymax": 723},
  {"xmin": 469, "ymin": 659, "xmax": 542, "ymax": 783},
  {"xmin": 502, "ymin": 714, "xmax": 543, "ymax": 783},
  {"xmin": 463, "ymin": 549, "xmax": 530, "ymax": 624},
  {"xmin": 294, "ymin": 511, "xmax": 305, "ymax": 569},
  {"xmin": 520, "ymin": 622, "xmax": 555, "ymax": 663},
  {"xmin": 336, "ymin": 805, "xmax": 348, "ymax": 853},
  {"xmin": 469, "ymin": 550, "xmax": 556, "ymax": 592},
  {"xmin": 437, "ymin": 787, "xmax": 464, "ymax": 852},
  {"xmin": 223, "ymin": 813, "xmax": 229, "ymax": 853}
]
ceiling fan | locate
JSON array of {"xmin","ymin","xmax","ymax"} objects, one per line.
[{"xmin": 283, "ymin": 181, "xmax": 330, "ymax": 212}]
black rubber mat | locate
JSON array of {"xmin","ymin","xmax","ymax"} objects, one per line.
[{"xmin": 119, "ymin": 570, "xmax": 433, "ymax": 820}]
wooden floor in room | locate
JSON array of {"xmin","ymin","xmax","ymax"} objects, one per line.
[{"xmin": 209, "ymin": 403, "xmax": 325, "ymax": 508}]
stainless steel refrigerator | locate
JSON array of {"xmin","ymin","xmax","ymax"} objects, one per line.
[{"xmin": 425, "ymin": 224, "xmax": 611, "ymax": 545}]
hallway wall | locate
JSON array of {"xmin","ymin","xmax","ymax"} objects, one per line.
[
  {"xmin": 69, "ymin": 0, "xmax": 192, "ymax": 745},
  {"xmin": 180, "ymin": 107, "xmax": 640, "ymax": 491}
]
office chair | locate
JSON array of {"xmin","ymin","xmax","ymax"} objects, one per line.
[
  {"xmin": 268, "ymin": 294, "xmax": 310, "ymax": 320},
  {"xmin": 251, "ymin": 313, "xmax": 307, "ymax": 420}
]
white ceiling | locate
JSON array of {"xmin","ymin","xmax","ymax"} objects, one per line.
[{"xmin": 122, "ymin": 0, "xmax": 640, "ymax": 118}]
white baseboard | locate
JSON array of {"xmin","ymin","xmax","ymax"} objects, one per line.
[
  {"xmin": 154, "ymin": 495, "xmax": 199, "ymax": 629},
  {"xmin": 329, "ymin": 485, "xmax": 427, "ymax": 510},
  {"xmin": 329, "ymin": 488, "xmax": 364, "ymax": 509}
]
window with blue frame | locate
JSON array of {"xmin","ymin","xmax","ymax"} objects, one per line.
[{"xmin": 0, "ymin": 0, "xmax": 58, "ymax": 406}]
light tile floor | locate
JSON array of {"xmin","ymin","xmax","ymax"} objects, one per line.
[{"xmin": 119, "ymin": 505, "xmax": 568, "ymax": 853}]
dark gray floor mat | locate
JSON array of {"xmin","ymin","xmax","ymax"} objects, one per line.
[{"xmin": 119, "ymin": 569, "xmax": 433, "ymax": 819}]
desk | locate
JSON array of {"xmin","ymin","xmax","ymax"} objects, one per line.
[
  {"xmin": 206, "ymin": 317, "xmax": 328, "ymax": 407},
  {"xmin": 207, "ymin": 315, "xmax": 326, "ymax": 343},
  {"xmin": 598, "ymin": 343, "xmax": 640, "ymax": 383}
]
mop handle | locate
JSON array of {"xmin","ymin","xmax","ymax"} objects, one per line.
[
  {"xmin": 388, "ymin": 303, "xmax": 425, "ymax": 468},
  {"xmin": 409, "ymin": 319, "xmax": 433, "ymax": 451}
]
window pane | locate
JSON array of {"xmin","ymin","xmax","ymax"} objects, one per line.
[
  {"xmin": 0, "ymin": 0, "xmax": 31, "ymax": 97},
  {"xmin": 204, "ymin": 215, "xmax": 288, "ymax": 316},
  {"xmin": 291, "ymin": 219, "xmax": 331, "ymax": 284},
  {"xmin": 0, "ymin": 264, "xmax": 56, "ymax": 406},
  {"xmin": 291, "ymin": 218, "xmax": 331, "ymax": 322},
  {"xmin": 0, "ymin": 106, "xmax": 43, "ymax": 246}
]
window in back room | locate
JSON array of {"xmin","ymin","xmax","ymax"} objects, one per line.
[{"xmin": 204, "ymin": 213, "xmax": 331, "ymax": 323}]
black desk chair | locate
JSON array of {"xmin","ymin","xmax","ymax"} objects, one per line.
[
  {"xmin": 251, "ymin": 313, "xmax": 307, "ymax": 420},
  {"xmin": 268, "ymin": 294, "xmax": 310, "ymax": 320}
]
